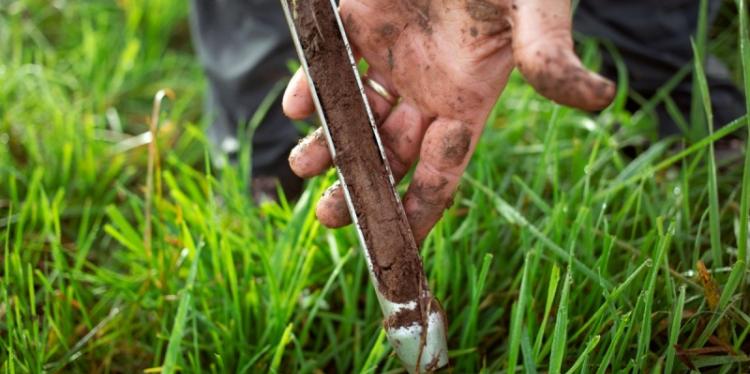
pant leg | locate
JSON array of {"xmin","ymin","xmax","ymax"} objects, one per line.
[
  {"xmin": 574, "ymin": 0, "xmax": 745, "ymax": 136},
  {"xmin": 189, "ymin": 0, "xmax": 300, "ymax": 176}
]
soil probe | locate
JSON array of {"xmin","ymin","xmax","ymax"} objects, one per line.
[{"xmin": 279, "ymin": 0, "xmax": 449, "ymax": 372}]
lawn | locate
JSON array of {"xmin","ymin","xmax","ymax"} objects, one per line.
[{"xmin": 1, "ymin": 0, "xmax": 749, "ymax": 372}]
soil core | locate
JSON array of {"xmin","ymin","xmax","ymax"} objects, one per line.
[{"xmin": 291, "ymin": 0, "xmax": 427, "ymax": 306}]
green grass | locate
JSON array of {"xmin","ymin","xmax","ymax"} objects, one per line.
[{"xmin": 2, "ymin": 0, "xmax": 750, "ymax": 372}]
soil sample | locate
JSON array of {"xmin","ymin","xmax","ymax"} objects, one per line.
[{"xmin": 285, "ymin": 0, "xmax": 448, "ymax": 372}]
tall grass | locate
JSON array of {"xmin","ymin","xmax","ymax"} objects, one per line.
[{"xmin": 1, "ymin": 0, "xmax": 749, "ymax": 372}]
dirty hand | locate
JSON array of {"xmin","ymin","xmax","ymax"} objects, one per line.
[{"xmin": 283, "ymin": 0, "xmax": 615, "ymax": 243}]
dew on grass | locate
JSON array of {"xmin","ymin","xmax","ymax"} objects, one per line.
[{"xmin": 580, "ymin": 118, "xmax": 597, "ymax": 132}]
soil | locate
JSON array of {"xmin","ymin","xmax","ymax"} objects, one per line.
[
  {"xmin": 466, "ymin": 0, "xmax": 504, "ymax": 22},
  {"xmin": 384, "ymin": 295, "xmax": 447, "ymax": 330},
  {"xmin": 384, "ymin": 305, "xmax": 422, "ymax": 329},
  {"xmin": 291, "ymin": 0, "xmax": 429, "ymax": 309}
]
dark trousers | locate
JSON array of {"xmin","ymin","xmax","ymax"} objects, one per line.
[
  {"xmin": 189, "ymin": 0, "xmax": 299, "ymax": 177},
  {"xmin": 574, "ymin": 0, "xmax": 744, "ymax": 136},
  {"xmin": 190, "ymin": 0, "xmax": 745, "ymax": 178}
]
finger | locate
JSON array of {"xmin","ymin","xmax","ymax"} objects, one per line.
[
  {"xmin": 288, "ymin": 84, "xmax": 395, "ymax": 178},
  {"xmin": 364, "ymin": 69, "xmax": 400, "ymax": 122},
  {"xmin": 378, "ymin": 100, "xmax": 428, "ymax": 180},
  {"xmin": 402, "ymin": 118, "xmax": 481, "ymax": 243},
  {"xmin": 363, "ymin": 74, "xmax": 396, "ymax": 125},
  {"xmin": 510, "ymin": 0, "xmax": 615, "ymax": 111},
  {"xmin": 282, "ymin": 56, "xmax": 393, "ymax": 121},
  {"xmin": 282, "ymin": 68, "xmax": 315, "ymax": 120},
  {"xmin": 289, "ymin": 127, "xmax": 330, "ymax": 179},
  {"xmin": 316, "ymin": 102, "xmax": 430, "ymax": 228},
  {"xmin": 316, "ymin": 182, "xmax": 351, "ymax": 228}
]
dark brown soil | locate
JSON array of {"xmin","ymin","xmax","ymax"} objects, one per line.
[
  {"xmin": 384, "ymin": 305, "xmax": 422, "ymax": 329},
  {"xmin": 384, "ymin": 295, "xmax": 446, "ymax": 330},
  {"xmin": 291, "ymin": 0, "xmax": 427, "ymax": 306}
]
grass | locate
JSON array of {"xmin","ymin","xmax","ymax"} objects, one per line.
[{"xmin": 1, "ymin": 0, "xmax": 750, "ymax": 372}]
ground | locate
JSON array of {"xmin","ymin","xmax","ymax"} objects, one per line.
[{"xmin": 1, "ymin": 0, "xmax": 749, "ymax": 373}]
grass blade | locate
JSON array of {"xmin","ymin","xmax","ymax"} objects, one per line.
[
  {"xmin": 520, "ymin": 325, "xmax": 538, "ymax": 374},
  {"xmin": 595, "ymin": 312, "xmax": 631, "ymax": 374},
  {"xmin": 565, "ymin": 335, "xmax": 600, "ymax": 374},
  {"xmin": 162, "ymin": 225, "xmax": 203, "ymax": 374},
  {"xmin": 689, "ymin": 0, "xmax": 709, "ymax": 138},
  {"xmin": 691, "ymin": 38, "xmax": 722, "ymax": 267},
  {"xmin": 664, "ymin": 285, "xmax": 686, "ymax": 373},
  {"xmin": 549, "ymin": 269, "xmax": 572, "ymax": 374},
  {"xmin": 508, "ymin": 252, "xmax": 532, "ymax": 372},
  {"xmin": 534, "ymin": 264, "xmax": 560, "ymax": 359},
  {"xmin": 270, "ymin": 324, "xmax": 294, "ymax": 373},
  {"xmin": 736, "ymin": 0, "xmax": 750, "ymax": 267},
  {"xmin": 460, "ymin": 253, "xmax": 494, "ymax": 349},
  {"xmin": 636, "ymin": 223, "xmax": 672, "ymax": 367},
  {"xmin": 359, "ymin": 329, "xmax": 388, "ymax": 374}
]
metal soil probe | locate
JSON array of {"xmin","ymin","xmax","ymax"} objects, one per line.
[{"xmin": 279, "ymin": 0, "xmax": 449, "ymax": 372}]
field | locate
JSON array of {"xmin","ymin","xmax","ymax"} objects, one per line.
[{"xmin": 2, "ymin": 0, "xmax": 750, "ymax": 372}]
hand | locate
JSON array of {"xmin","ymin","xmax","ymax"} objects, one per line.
[{"xmin": 282, "ymin": 0, "xmax": 615, "ymax": 243}]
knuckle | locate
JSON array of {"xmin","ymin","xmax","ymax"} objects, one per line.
[
  {"xmin": 423, "ymin": 121, "xmax": 474, "ymax": 169},
  {"xmin": 411, "ymin": 177, "xmax": 451, "ymax": 207},
  {"xmin": 403, "ymin": 193, "xmax": 449, "ymax": 242},
  {"xmin": 384, "ymin": 146, "xmax": 410, "ymax": 179}
]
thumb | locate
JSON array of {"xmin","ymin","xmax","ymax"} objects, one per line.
[{"xmin": 510, "ymin": 0, "xmax": 615, "ymax": 111}]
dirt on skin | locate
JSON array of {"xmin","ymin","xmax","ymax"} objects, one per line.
[
  {"xmin": 466, "ymin": 0, "xmax": 505, "ymax": 22},
  {"xmin": 291, "ymin": 0, "xmax": 431, "ymax": 311}
]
